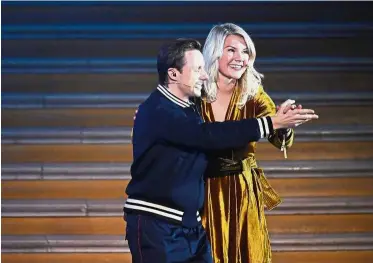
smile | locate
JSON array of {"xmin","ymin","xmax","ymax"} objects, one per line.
[{"xmin": 229, "ymin": 64, "xmax": 243, "ymax": 70}]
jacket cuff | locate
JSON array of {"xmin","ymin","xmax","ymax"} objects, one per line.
[{"xmin": 257, "ymin": 116, "xmax": 274, "ymax": 138}]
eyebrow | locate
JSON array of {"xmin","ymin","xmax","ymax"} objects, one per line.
[{"xmin": 225, "ymin": 45, "xmax": 249, "ymax": 52}]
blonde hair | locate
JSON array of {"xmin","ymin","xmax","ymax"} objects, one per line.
[{"xmin": 203, "ymin": 23, "xmax": 263, "ymax": 108}]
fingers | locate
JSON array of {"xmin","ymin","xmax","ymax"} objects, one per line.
[
  {"xmin": 293, "ymin": 113, "xmax": 319, "ymax": 121},
  {"xmin": 294, "ymin": 118, "xmax": 311, "ymax": 127},
  {"xmin": 278, "ymin": 99, "xmax": 295, "ymax": 113},
  {"xmin": 293, "ymin": 108, "xmax": 316, "ymax": 115},
  {"xmin": 278, "ymin": 100, "xmax": 303, "ymax": 114},
  {"xmin": 282, "ymin": 104, "xmax": 294, "ymax": 114}
]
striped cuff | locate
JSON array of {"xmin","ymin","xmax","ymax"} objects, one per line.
[
  {"xmin": 257, "ymin": 116, "xmax": 274, "ymax": 138},
  {"xmin": 124, "ymin": 198, "xmax": 201, "ymax": 223}
]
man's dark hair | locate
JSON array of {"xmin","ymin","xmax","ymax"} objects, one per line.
[{"xmin": 157, "ymin": 38, "xmax": 202, "ymax": 85}]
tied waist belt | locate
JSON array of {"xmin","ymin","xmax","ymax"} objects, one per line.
[
  {"xmin": 206, "ymin": 157, "xmax": 281, "ymax": 210},
  {"xmin": 124, "ymin": 198, "xmax": 201, "ymax": 223},
  {"xmin": 205, "ymin": 156, "xmax": 257, "ymax": 177}
]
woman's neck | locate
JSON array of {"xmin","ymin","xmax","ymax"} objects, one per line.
[{"xmin": 216, "ymin": 76, "xmax": 236, "ymax": 100}]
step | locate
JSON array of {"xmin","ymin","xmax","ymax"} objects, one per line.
[
  {"xmin": 3, "ymin": 92, "xmax": 373, "ymax": 108},
  {"xmin": 2, "ymin": 125, "xmax": 373, "ymax": 144},
  {"xmin": 3, "ymin": 197, "xmax": 373, "ymax": 217},
  {"xmin": 2, "ymin": 72, "xmax": 372, "ymax": 93},
  {"xmin": 2, "ymin": 197, "xmax": 373, "ymax": 235},
  {"xmin": 2, "ymin": 233, "xmax": 373, "ymax": 253},
  {"xmin": 1, "ymin": 253, "xmax": 132, "ymax": 263},
  {"xmin": 2, "ymin": 105, "xmax": 373, "ymax": 128},
  {"xmin": 2, "ymin": 251, "xmax": 373, "ymax": 263},
  {"xmin": 3, "ymin": 214, "xmax": 373, "ymax": 235},
  {"xmin": 273, "ymin": 251, "xmax": 373, "ymax": 263},
  {"xmin": 2, "ymin": 108, "xmax": 136, "ymax": 128},
  {"xmin": 3, "ymin": 35, "xmax": 372, "ymax": 58},
  {"xmin": 2, "ymin": 2, "xmax": 372, "ymax": 24},
  {"xmin": 2, "ymin": 177, "xmax": 373, "ymax": 199},
  {"xmin": 2, "ymin": 141, "xmax": 373, "ymax": 163},
  {"xmin": 3, "ymin": 57, "xmax": 373, "ymax": 74},
  {"xmin": 2, "ymin": 160, "xmax": 373, "ymax": 180}
]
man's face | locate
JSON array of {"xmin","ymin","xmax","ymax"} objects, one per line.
[{"xmin": 177, "ymin": 50, "xmax": 208, "ymax": 97}]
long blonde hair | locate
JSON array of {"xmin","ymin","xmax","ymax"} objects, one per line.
[{"xmin": 203, "ymin": 23, "xmax": 263, "ymax": 108}]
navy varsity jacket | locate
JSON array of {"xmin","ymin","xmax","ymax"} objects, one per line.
[{"xmin": 124, "ymin": 85, "xmax": 274, "ymax": 227}]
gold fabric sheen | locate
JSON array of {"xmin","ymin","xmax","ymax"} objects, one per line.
[{"xmin": 200, "ymin": 86, "xmax": 294, "ymax": 263}]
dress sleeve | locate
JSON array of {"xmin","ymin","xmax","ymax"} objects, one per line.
[{"xmin": 254, "ymin": 86, "xmax": 294, "ymax": 150}]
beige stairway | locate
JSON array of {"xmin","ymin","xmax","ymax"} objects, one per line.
[{"xmin": 2, "ymin": 2, "xmax": 373, "ymax": 263}]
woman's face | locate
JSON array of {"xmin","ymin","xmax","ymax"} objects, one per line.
[{"xmin": 218, "ymin": 34, "xmax": 250, "ymax": 80}]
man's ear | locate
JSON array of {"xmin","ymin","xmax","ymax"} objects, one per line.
[{"xmin": 167, "ymin": 68, "xmax": 178, "ymax": 81}]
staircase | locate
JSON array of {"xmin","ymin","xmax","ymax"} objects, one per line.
[{"xmin": 2, "ymin": 1, "xmax": 373, "ymax": 263}]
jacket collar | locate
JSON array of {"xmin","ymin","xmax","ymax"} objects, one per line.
[{"xmin": 157, "ymin": 84, "xmax": 194, "ymax": 108}]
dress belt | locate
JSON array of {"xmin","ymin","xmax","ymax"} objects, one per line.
[{"xmin": 206, "ymin": 156, "xmax": 281, "ymax": 210}]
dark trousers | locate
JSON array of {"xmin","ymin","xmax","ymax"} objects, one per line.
[{"xmin": 125, "ymin": 214, "xmax": 213, "ymax": 263}]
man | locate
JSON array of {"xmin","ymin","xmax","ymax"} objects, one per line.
[{"xmin": 124, "ymin": 39, "xmax": 318, "ymax": 263}]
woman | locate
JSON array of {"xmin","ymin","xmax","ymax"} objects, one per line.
[{"xmin": 200, "ymin": 23, "xmax": 295, "ymax": 263}]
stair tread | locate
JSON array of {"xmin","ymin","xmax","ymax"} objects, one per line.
[
  {"xmin": 2, "ymin": 125, "xmax": 373, "ymax": 144},
  {"xmin": 2, "ymin": 251, "xmax": 372, "ymax": 263},
  {"xmin": 3, "ymin": 72, "xmax": 372, "ymax": 93},
  {"xmin": 2, "ymin": 233, "xmax": 373, "ymax": 252},
  {"xmin": 2, "ymin": 142, "xmax": 373, "ymax": 163},
  {"xmin": 3, "ymin": 214, "xmax": 373, "ymax": 235},
  {"xmin": 2, "ymin": 197, "xmax": 373, "ymax": 217},
  {"xmin": 2, "ymin": 177, "xmax": 373, "ymax": 199},
  {"xmin": 3, "ymin": 91, "xmax": 373, "ymax": 108},
  {"xmin": 2, "ymin": 159, "xmax": 373, "ymax": 180}
]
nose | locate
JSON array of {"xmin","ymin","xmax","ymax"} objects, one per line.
[
  {"xmin": 234, "ymin": 51, "xmax": 244, "ymax": 61},
  {"xmin": 200, "ymin": 68, "xmax": 209, "ymax": 81}
]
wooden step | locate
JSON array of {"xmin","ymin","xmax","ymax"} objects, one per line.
[
  {"xmin": 266, "ymin": 214, "xmax": 373, "ymax": 234},
  {"xmin": 4, "ymin": 92, "xmax": 372, "ymax": 108},
  {"xmin": 2, "ymin": 177, "xmax": 373, "ymax": 199},
  {"xmin": 2, "ymin": 141, "xmax": 373, "ymax": 163},
  {"xmin": 2, "ymin": 125, "xmax": 372, "ymax": 144},
  {"xmin": 3, "ymin": 57, "xmax": 372, "ymax": 75},
  {"xmin": 2, "ymin": 108, "xmax": 135, "ymax": 127},
  {"xmin": 2, "ymin": 214, "xmax": 373, "ymax": 235},
  {"xmin": 4, "ymin": 37, "xmax": 372, "ymax": 58},
  {"xmin": 2, "ymin": 72, "xmax": 373, "ymax": 93},
  {"xmin": 1, "ymin": 180, "xmax": 128, "ymax": 199},
  {"xmin": 273, "ymin": 251, "xmax": 373, "ymax": 263},
  {"xmin": 3, "ymin": 197, "xmax": 372, "ymax": 217},
  {"xmin": 2, "ymin": 233, "xmax": 372, "ymax": 252},
  {"xmin": 2, "ymin": 251, "xmax": 373, "ymax": 263},
  {"xmin": 1, "ymin": 73, "xmax": 157, "ymax": 93},
  {"xmin": 0, "ymin": 254, "xmax": 131, "ymax": 263},
  {"xmin": 2, "ymin": 160, "xmax": 372, "ymax": 180},
  {"xmin": 2, "ymin": 105, "xmax": 373, "ymax": 128}
]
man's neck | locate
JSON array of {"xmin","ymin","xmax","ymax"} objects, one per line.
[{"xmin": 167, "ymin": 84, "xmax": 190, "ymax": 102}]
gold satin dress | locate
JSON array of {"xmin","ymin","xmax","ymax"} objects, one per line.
[{"xmin": 200, "ymin": 86, "xmax": 294, "ymax": 263}]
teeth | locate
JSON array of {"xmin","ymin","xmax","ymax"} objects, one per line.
[{"xmin": 230, "ymin": 65, "xmax": 242, "ymax": 69}]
